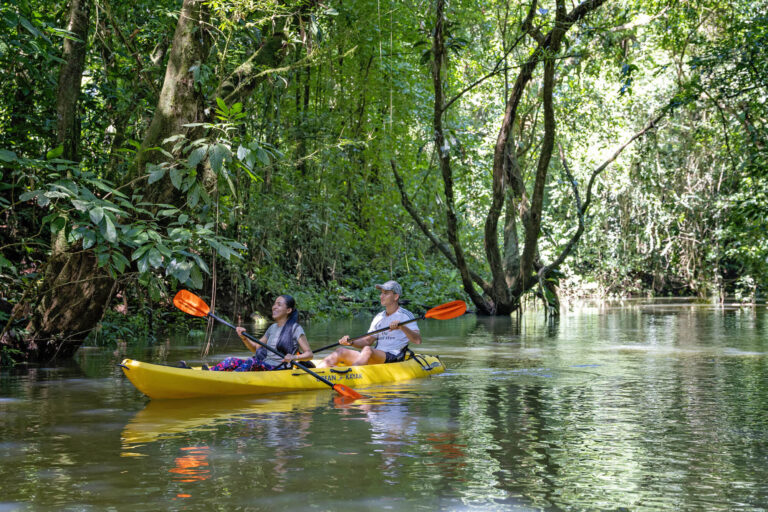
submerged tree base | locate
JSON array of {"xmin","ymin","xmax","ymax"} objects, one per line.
[{"xmin": 2, "ymin": 251, "xmax": 115, "ymax": 364}]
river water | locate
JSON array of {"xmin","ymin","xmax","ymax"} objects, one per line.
[{"xmin": 2, "ymin": 299, "xmax": 767, "ymax": 511}]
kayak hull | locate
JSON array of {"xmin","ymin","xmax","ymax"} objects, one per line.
[{"xmin": 120, "ymin": 354, "xmax": 445, "ymax": 399}]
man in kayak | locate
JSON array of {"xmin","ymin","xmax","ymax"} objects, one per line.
[{"xmin": 317, "ymin": 280, "xmax": 421, "ymax": 367}]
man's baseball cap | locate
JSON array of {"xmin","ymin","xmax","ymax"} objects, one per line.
[{"xmin": 375, "ymin": 280, "xmax": 402, "ymax": 296}]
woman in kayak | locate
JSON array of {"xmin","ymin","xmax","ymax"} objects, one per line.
[{"xmin": 208, "ymin": 295, "xmax": 313, "ymax": 371}]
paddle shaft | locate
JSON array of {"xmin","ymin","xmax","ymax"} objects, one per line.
[
  {"xmin": 207, "ymin": 312, "xmax": 340, "ymax": 389},
  {"xmin": 312, "ymin": 315, "xmax": 423, "ymax": 353}
]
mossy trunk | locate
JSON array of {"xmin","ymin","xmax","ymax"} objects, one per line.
[
  {"xmin": 3, "ymin": 252, "xmax": 114, "ymax": 361},
  {"xmin": 0, "ymin": 0, "xmax": 108, "ymax": 363},
  {"xmin": 135, "ymin": 0, "xmax": 210, "ymax": 207},
  {"xmin": 55, "ymin": 0, "xmax": 90, "ymax": 162}
]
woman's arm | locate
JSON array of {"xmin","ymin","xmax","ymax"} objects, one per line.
[
  {"xmin": 235, "ymin": 326, "xmax": 266, "ymax": 353},
  {"xmin": 284, "ymin": 334, "xmax": 314, "ymax": 363}
]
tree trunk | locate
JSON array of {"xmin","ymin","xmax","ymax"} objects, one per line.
[
  {"xmin": 52, "ymin": 0, "xmax": 91, "ymax": 256},
  {"xmin": 135, "ymin": 0, "xmax": 211, "ymax": 206},
  {"xmin": 481, "ymin": 0, "xmax": 606, "ymax": 314},
  {"xmin": 56, "ymin": 0, "xmax": 90, "ymax": 162},
  {"xmin": 394, "ymin": 0, "xmax": 608, "ymax": 316},
  {"xmin": 13, "ymin": 252, "xmax": 114, "ymax": 361},
  {"xmin": 1, "ymin": 0, "xmax": 108, "ymax": 363}
]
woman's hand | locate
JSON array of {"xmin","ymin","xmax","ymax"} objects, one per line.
[
  {"xmin": 282, "ymin": 353, "xmax": 295, "ymax": 363},
  {"xmin": 236, "ymin": 326, "xmax": 247, "ymax": 338}
]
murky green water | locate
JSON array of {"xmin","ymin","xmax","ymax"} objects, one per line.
[{"xmin": 2, "ymin": 300, "xmax": 768, "ymax": 511}]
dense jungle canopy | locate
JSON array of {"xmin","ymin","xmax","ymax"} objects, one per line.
[{"xmin": 1, "ymin": 0, "xmax": 766, "ymax": 362}]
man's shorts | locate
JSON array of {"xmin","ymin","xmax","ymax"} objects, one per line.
[{"xmin": 384, "ymin": 349, "xmax": 407, "ymax": 364}]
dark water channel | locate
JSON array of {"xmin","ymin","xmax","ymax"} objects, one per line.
[{"xmin": 2, "ymin": 299, "xmax": 768, "ymax": 511}]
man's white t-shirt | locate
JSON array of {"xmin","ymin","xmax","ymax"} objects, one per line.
[{"xmin": 369, "ymin": 307, "xmax": 419, "ymax": 355}]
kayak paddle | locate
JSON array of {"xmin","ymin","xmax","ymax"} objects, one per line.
[
  {"xmin": 311, "ymin": 299, "xmax": 467, "ymax": 353},
  {"xmin": 173, "ymin": 290, "xmax": 364, "ymax": 400}
]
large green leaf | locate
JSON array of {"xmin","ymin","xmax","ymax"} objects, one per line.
[
  {"xmin": 89, "ymin": 206, "xmax": 104, "ymax": 225},
  {"xmin": 0, "ymin": 149, "xmax": 17, "ymax": 162},
  {"xmin": 170, "ymin": 168, "xmax": 183, "ymax": 189},
  {"xmin": 189, "ymin": 265, "xmax": 204, "ymax": 289},
  {"xmin": 102, "ymin": 214, "xmax": 117, "ymax": 243},
  {"xmin": 209, "ymin": 143, "xmax": 228, "ymax": 172},
  {"xmin": 188, "ymin": 146, "xmax": 207, "ymax": 168},
  {"xmin": 112, "ymin": 252, "xmax": 129, "ymax": 273},
  {"xmin": 147, "ymin": 165, "xmax": 166, "ymax": 185},
  {"xmin": 46, "ymin": 145, "xmax": 63, "ymax": 160},
  {"xmin": 131, "ymin": 244, "xmax": 152, "ymax": 261},
  {"xmin": 82, "ymin": 229, "xmax": 96, "ymax": 250},
  {"xmin": 147, "ymin": 248, "xmax": 163, "ymax": 268}
]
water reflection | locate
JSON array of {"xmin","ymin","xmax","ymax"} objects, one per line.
[
  {"xmin": 169, "ymin": 446, "xmax": 210, "ymax": 482},
  {"xmin": 121, "ymin": 392, "xmax": 331, "ymax": 448},
  {"xmin": 333, "ymin": 392, "xmax": 422, "ymax": 483},
  {"xmin": 424, "ymin": 432, "xmax": 467, "ymax": 477}
]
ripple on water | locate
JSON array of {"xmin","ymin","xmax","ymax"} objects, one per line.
[
  {"xmin": 73, "ymin": 408, "xmax": 124, "ymax": 416},
  {"xmin": 722, "ymin": 347, "xmax": 768, "ymax": 357},
  {"xmin": 445, "ymin": 366, "xmax": 602, "ymax": 387},
  {"xmin": 0, "ymin": 441, "xmax": 27, "ymax": 463}
]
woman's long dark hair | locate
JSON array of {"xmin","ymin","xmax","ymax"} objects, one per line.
[{"xmin": 275, "ymin": 295, "xmax": 298, "ymax": 355}]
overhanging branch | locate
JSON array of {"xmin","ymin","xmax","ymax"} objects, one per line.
[
  {"xmin": 541, "ymin": 109, "xmax": 669, "ymax": 277},
  {"xmin": 390, "ymin": 160, "xmax": 492, "ymax": 295}
]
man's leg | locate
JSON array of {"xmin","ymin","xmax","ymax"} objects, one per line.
[
  {"xmin": 317, "ymin": 347, "xmax": 360, "ymax": 368},
  {"xmin": 351, "ymin": 347, "xmax": 387, "ymax": 366}
]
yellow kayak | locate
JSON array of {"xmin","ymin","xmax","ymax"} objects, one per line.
[{"xmin": 120, "ymin": 353, "xmax": 445, "ymax": 399}]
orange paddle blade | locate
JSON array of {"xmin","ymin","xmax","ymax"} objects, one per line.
[
  {"xmin": 333, "ymin": 384, "xmax": 364, "ymax": 400},
  {"xmin": 424, "ymin": 300, "xmax": 467, "ymax": 320},
  {"xmin": 173, "ymin": 290, "xmax": 210, "ymax": 318}
]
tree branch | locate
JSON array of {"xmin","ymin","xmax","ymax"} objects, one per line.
[
  {"xmin": 441, "ymin": 30, "xmax": 529, "ymax": 114},
  {"xmin": 390, "ymin": 160, "xmax": 492, "ymax": 295},
  {"xmin": 540, "ymin": 109, "xmax": 668, "ymax": 279},
  {"xmin": 219, "ymin": 44, "xmax": 357, "ymax": 106},
  {"xmin": 432, "ymin": 0, "xmax": 492, "ymax": 312},
  {"xmin": 610, "ymin": 7, "xmax": 669, "ymax": 32}
]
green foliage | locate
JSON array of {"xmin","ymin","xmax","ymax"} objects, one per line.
[
  {"xmin": 3, "ymin": 0, "xmax": 768, "ymax": 348},
  {"xmin": 84, "ymin": 305, "xmax": 207, "ymax": 347},
  {"xmin": 6, "ymin": 152, "xmax": 243, "ymax": 290},
  {"xmin": 1, "ymin": 345, "xmax": 24, "ymax": 367},
  {"xmin": 86, "ymin": 309, "xmax": 156, "ymax": 347},
  {"xmin": 237, "ymin": 251, "xmax": 469, "ymax": 321}
]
